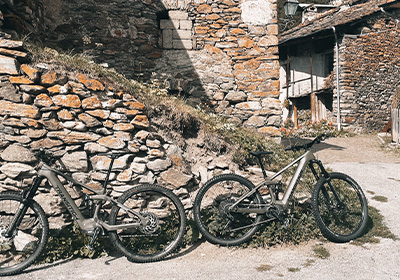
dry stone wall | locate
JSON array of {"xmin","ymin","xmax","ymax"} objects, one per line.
[
  {"xmin": 1, "ymin": 0, "xmax": 282, "ymax": 136},
  {"xmin": 0, "ymin": 35, "xmax": 209, "ymax": 228}
]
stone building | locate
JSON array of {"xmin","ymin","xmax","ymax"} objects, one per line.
[
  {"xmin": 279, "ymin": 0, "xmax": 400, "ymax": 132},
  {"xmin": 1, "ymin": 0, "xmax": 282, "ymax": 135}
]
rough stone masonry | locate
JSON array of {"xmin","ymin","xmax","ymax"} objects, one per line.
[
  {"xmin": 1, "ymin": 0, "xmax": 282, "ymax": 136},
  {"xmin": 0, "ymin": 34, "xmax": 245, "ymax": 228}
]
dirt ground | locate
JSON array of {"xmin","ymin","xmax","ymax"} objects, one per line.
[
  {"xmin": 314, "ymin": 133, "xmax": 400, "ymax": 164},
  {"xmin": 6, "ymin": 134, "xmax": 400, "ymax": 280}
]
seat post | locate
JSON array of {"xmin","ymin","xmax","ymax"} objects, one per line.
[
  {"xmin": 256, "ymin": 155, "xmax": 268, "ymax": 179},
  {"xmin": 103, "ymin": 156, "xmax": 116, "ymax": 192}
]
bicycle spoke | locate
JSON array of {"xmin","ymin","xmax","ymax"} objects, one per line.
[
  {"xmin": 194, "ymin": 174, "xmax": 263, "ymax": 246},
  {"xmin": 109, "ymin": 184, "xmax": 185, "ymax": 262},
  {"xmin": 312, "ymin": 173, "xmax": 368, "ymax": 242}
]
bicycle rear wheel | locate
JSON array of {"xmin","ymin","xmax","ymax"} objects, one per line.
[
  {"xmin": 108, "ymin": 184, "xmax": 186, "ymax": 262},
  {"xmin": 193, "ymin": 174, "xmax": 263, "ymax": 246},
  {"xmin": 312, "ymin": 172, "xmax": 368, "ymax": 243},
  {"xmin": 0, "ymin": 192, "xmax": 49, "ymax": 276}
]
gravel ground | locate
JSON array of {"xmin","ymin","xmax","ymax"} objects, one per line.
[{"xmin": 5, "ymin": 135, "xmax": 400, "ymax": 280}]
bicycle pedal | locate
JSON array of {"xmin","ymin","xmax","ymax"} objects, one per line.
[
  {"xmin": 87, "ymin": 227, "xmax": 101, "ymax": 250},
  {"xmin": 85, "ymin": 244, "xmax": 95, "ymax": 251},
  {"xmin": 282, "ymin": 218, "xmax": 290, "ymax": 228}
]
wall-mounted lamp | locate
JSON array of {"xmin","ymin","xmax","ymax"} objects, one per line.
[{"xmin": 284, "ymin": 0, "xmax": 299, "ymax": 17}]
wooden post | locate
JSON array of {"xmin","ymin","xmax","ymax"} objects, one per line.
[
  {"xmin": 393, "ymin": 108, "xmax": 400, "ymax": 144},
  {"xmin": 310, "ymin": 56, "xmax": 317, "ymax": 122}
]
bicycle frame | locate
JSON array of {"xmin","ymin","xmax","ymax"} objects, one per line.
[
  {"xmin": 5, "ymin": 163, "xmax": 145, "ymax": 238},
  {"xmin": 231, "ymin": 149, "xmax": 329, "ymax": 212}
]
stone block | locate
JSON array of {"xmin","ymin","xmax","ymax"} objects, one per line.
[
  {"xmin": 1, "ymin": 144, "xmax": 36, "ymax": 163},
  {"xmin": 236, "ymin": 101, "xmax": 262, "ymax": 111},
  {"xmin": 61, "ymin": 151, "xmax": 88, "ymax": 172},
  {"xmin": 168, "ymin": 10, "xmax": 188, "ymax": 20},
  {"xmin": 52, "ymin": 94, "xmax": 82, "ymax": 108},
  {"xmin": 179, "ymin": 20, "xmax": 192, "ymax": 30},
  {"xmin": 163, "ymin": 29, "xmax": 173, "ymax": 49},
  {"xmin": 0, "ymin": 100, "xmax": 40, "ymax": 119},
  {"xmin": 0, "ymin": 38, "xmax": 23, "ymax": 49},
  {"xmin": 173, "ymin": 29, "xmax": 192, "ymax": 40},
  {"xmin": 244, "ymin": 115, "xmax": 266, "ymax": 127},
  {"xmin": 160, "ymin": 19, "xmax": 175, "ymax": 30},
  {"xmin": 225, "ymin": 91, "xmax": 247, "ymax": 102},
  {"xmin": 173, "ymin": 39, "xmax": 193, "ymax": 50},
  {"xmin": 0, "ymin": 55, "xmax": 19, "ymax": 75}
]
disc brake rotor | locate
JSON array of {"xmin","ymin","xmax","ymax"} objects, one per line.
[{"xmin": 139, "ymin": 212, "xmax": 159, "ymax": 235}]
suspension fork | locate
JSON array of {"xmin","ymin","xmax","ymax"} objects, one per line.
[
  {"xmin": 309, "ymin": 159, "xmax": 330, "ymax": 181},
  {"xmin": 309, "ymin": 160, "xmax": 344, "ymax": 209},
  {"xmin": 4, "ymin": 176, "xmax": 44, "ymax": 237}
]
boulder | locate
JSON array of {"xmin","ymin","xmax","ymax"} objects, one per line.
[{"xmin": 1, "ymin": 144, "xmax": 36, "ymax": 163}]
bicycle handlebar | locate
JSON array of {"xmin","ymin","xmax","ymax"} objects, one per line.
[{"xmin": 284, "ymin": 133, "xmax": 327, "ymax": 152}]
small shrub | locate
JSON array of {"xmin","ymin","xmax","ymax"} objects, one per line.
[
  {"xmin": 36, "ymin": 224, "xmax": 113, "ymax": 264},
  {"xmin": 288, "ymin": 267, "xmax": 301, "ymax": 272},
  {"xmin": 280, "ymin": 119, "xmax": 342, "ymax": 138},
  {"xmin": 372, "ymin": 195, "xmax": 388, "ymax": 202},
  {"xmin": 312, "ymin": 244, "xmax": 330, "ymax": 259},
  {"xmin": 249, "ymin": 203, "xmax": 320, "ymax": 247}
]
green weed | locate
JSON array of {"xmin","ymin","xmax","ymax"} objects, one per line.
[
  {"xmin": 372, "ymin": 195, "xmax": 388, "ymax": 202},
  {"xmin": 36, "ymin": 224, "xmax": 113, "ymax": 264},
  {"xmin": 312, "ymin": 245, "xmax": 330, "ymax": 259},
  {"xmin": 256, "ymin": 264, "xmax": 274, "ymax": 272}
]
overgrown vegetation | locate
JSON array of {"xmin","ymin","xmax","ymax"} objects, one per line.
[
  {"xmin": 352, "ymin": 206, "xmax": 397, "ymax": 245},
  {"xmin": 37, "ymin": 225, "xmax": 114, "ymax": 264}
]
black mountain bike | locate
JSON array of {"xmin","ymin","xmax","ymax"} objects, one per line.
[{"xmin": 0, "ymin": 150, "xmax": 186, "ymax": 276}]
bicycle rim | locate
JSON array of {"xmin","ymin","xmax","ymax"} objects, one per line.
[
  {"xmin": 194, "ymin": 174, "xmax": 263, "ymax": 246},
  {"xmin": 313, "ymin": 173, "xmax": 368, "ymax": 242},
  {"xmin": 0, "ymin": 193, "xmax": 49, "ymax": 276},
  {"xmin": 109, "ymin": 184, "xmax": 186, "ymax": 262}
]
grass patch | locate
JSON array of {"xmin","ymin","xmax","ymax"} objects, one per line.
[
  {"xmin": 256, "ymin": 264, "xmax": 274, "ymax": 272},
  {"xmin": 288, "ymin": 267, "xmax": 301, "ymax": 272},
  {"xmin": 312, "ymin": 245, "xmax": 330, "ymax": 259},
  {"xmin": 372, "ymin": 195, "xmax": 388, "ymax": 202},
  {"xmin": 302, "ymin": 258, "xmax": 315, "ymax": 267},
  {"xmin": 353, "ymin": 206, "xmax": 397, "ymax": 245}
]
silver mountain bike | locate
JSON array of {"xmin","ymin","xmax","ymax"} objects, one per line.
[
  {"xmin": 193, "ymin": 133, "xmax": 368, "ymax": 246},
  {"xmin": 0, "ymin": 149, "xmax": 186, "ymax": 276}
]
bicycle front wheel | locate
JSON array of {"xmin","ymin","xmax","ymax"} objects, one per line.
[
  {"xmin": 193, "ymin": 174, "xmax": 263, "ymax": 246},
  {"xmin": 0, "ymin": 192, "xmax": 49, "ymax": 276},
  {"xmin": 108, "ymin": 184, "xmax": 186, "ymax": 262},
  {"xmin": 312, "ymin": 172, "xmax": 368, "ymax": 243}
]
